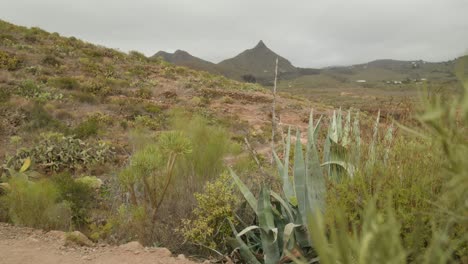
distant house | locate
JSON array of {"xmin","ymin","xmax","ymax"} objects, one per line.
[
  {"xmin": 420, "ymin": 78, "xmax": 427, "ymax": 81},
  {"xmin": 355, "ymin": 80, "xmax": 367, "ymax": 83}
]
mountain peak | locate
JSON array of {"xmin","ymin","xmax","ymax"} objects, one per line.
[
  {"xmin": 174, "ymin": 49, "xmax": 190, "ymax": 55},
  {"xmin": 254, "ymin": 40, "xmax": 267, "ymax": 49}
]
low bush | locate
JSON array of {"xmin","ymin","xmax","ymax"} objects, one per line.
[
  {"xmin": 16, "ymin": 80, "xmax": 41, "ymax": 98},
  {"xmin": 24, "ymin": 102, "xmax": 66, "ymax": 131},
  {"xmin": 134, "ymin": 115, "xmax": 161, "ymax": 130},
  {"xmin": 48, "ymin": 77, "xmax": 80, "ymax": 90},
  {"xmin": 4, "ymin": 132, "xmax": 114, "ymax": 174},
  {"xmin": 179, "ymin": 173, "xmax": 238, "ymax": 252},
  {"xmin": 41, "ymin": 55, "xmax": 61, "ymax": 67},
  {"xmin": 134, "ymin": 87, "xmax": 152, "ymax": 99},
  {"xmin": 52, "ymin": 173, "xmax": 96, "ymax": 229},
  {"xmin": 71, "ymin": 91, "xmax": 97, "ymax": 104},
  {"xmin": 1, "ymin": 177, "xmax": 72, "ymax": 230},
  {"xmin": 0, "ymin": 50, "xmax": 21, "ymax": 71},
  {"xmin": 71, "ymin": 117, "xmax": 99, "ymax": 138}
]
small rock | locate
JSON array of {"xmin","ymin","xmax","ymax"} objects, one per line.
[
  {"xmin": 202, "ymin": 261, "xmax": 211, "ymax": 264},
  {"xmin": 177, "ymin": 254, "xmax": 186, "ymax": 260},
  {"xmin": 119, "ymin": 241, "xmax": 144, "ymax": 252},
  {"xmin": 65, "ymin": 231, "xmax": 94, "ymax": 247},
  {"xmin": 26, "ymin": 236, "xmax": 39, "ymax": 243},
  {"xmin": 153, "ymin": 247, "xmax": 172, "ymax": 257},
  {"xmin": 47, "ymin": 230, "xmax": 66, "ymax": 241}
]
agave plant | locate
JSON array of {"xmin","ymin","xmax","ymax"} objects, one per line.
[{"xmin": 229, "ymin": 109, "xmax": 392, "ymax": 264}]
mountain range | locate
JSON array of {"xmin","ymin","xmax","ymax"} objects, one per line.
[
  {"xmin": 152, "ymin": 41, "xmax": 464, "ymax": 87},
  {"xmin": 152, "ymin": 40, "xmax": 319, "ymax": 85}
]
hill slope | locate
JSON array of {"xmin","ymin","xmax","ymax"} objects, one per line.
[{"xmin": 152, "ymin": 50, "xmax": 221, "ymax": 74}]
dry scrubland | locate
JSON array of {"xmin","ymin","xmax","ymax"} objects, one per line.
[{"xmin": 0, "ymin": 19, "xmax": 467, "ymax": 264}]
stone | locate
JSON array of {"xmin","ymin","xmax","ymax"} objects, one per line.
[
  {"xmin": 153, "ymin": 247, "xmax": 172, "ymax": 257},
  {"xmin": 65, "ymin": 231, "xmax": 94, "ymax": 247},
  {"xmin": 119, "ymin": 241, "xmax": 144, "ymax": 252},
  {"xmin": 47, "ymin": 230, "xmax": 66, "ymax": 241}
]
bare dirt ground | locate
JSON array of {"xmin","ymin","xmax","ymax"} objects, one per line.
[{"xmin": 0, "ymin": 223, "xmax": 201, "ymax": 264}]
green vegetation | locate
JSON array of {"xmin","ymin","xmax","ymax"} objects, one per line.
[
  {"xmin": 1, "ymin": 177, "xmax": 72, "ymax": 230},
  {"xmin": 4, "ymin": 132, "xmax": 114, "ymax": 174},
  {"xmin": 0, "ymin": 18, "xmax": 465, "ymax": 264},
  {"xmin": 226, "ymin": 66, "xmax": 467, "ymax": 263},
  {"xmin": 180, "ymin": 173, "xmax": 238, "ymax": 251}
]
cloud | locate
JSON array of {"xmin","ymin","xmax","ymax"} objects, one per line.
[{"xmin": 1, "ymin": 0, "xmax": 467, "ymax": 67}]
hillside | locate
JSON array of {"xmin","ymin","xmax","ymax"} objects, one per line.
[
  {"xmin": 152, "ymin": 50, "xmax": 221, "ymax": 75},
  {"xmin": 0, "ymin": 19, "xmax": 322, "ymax": 253}
]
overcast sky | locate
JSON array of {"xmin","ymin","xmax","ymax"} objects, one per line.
[{"xmin": 1, "ymin": 0, "xmax": 467, "ymax": 67}]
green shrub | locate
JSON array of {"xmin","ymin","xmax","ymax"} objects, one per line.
[
  {"xmin": 41, "ymin": 55, "xmax": 61, "ymax": 67},
  {"xmin": 16, "ymin": 80, "xmax": 41, "ymax": 97},
  {"xmin": 49, "ymin": 77, "xmax": 80, "ymax": 90},
  {"xmin": 4, "ymin": 132, "xmax": 114, "ymax": 173},
  {"xmin": 134, "ymin": 87, "xmax": 152, "ymax": 99},
  {"xmin": 52, "ymin": 173, "xmax": 95, "ymax": 228},
  {"xmin": 72, "ymin": 117, "xmax": 99, "ymax": 138},
  {"xmin": 172, "ymin": 114, "xmax": 231, "ymax": 182},
  {"xmin": 71, "ymin": 91, "xmax": 97, "ymax": 104},
  {"xmin": 128, "ymin": 50, "xmax": 147, "ymax": 62},
  {"xmin": 325, "ymin": 137, "xmax": 445, "ymax": 258},
  {"xmin": 0, "ymin": 50, "xmax": 21, "ymax": 70},
  {"xmin": 143, "ymin": 103, "xmax": 163, "ymax": 114},
  {"xmin": 24, "ymin": 102, "xmax": 66, "ymax": 131},
  {"xmin": 0, "ymin": 87, "xmax": 11, "ymax": 103},
  {"xmin": 81, "ymin": 79, "xmax": 112, "ymax": 96},
  {"xmin": 1, "ymin": 177, "xmax": 72, "ymax": 230},
  {"xmin": 134, "ymin": 115, "xmax": 160, "ymax": 130},
  {"xmin": 109, "ymin": 204, "xmax": 152, "ymax": 243},
  {"xmin": 117, "ymin": 131, "xmax": 192, "ymax": 243},
  {"xmin": 179, "ymin": 173, "xmax": 238, "ymax": 251}
]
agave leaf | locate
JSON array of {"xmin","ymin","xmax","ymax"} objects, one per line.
[
  {"xmin": 366, "ymin": 110, "xmax": 380, "ymax": 169},
  {"xmin": 258, "ymin": 187, "xmax": 280, "ymax": 264},
  {"xmin": 322, "ymin": 161, "xmax": 356, "ymax": 178},
  {"xmin": 19, "ymin": 157, "xmax": 31, "ymax": 173},
  {"xmin": 293, "ymin": 129, "xmax": 309, "ymax": 228},
  {"xmin": 342, "ymin": 110, "xmax": 351, "ymax": 147},
  {"xmin": 313, "ymin": 115, "xmax": 323, "ymax": 142},
  {"xmin": 238, "ymin": 225, "xmax": 260, "ymax": 237},
  {"xmin": 229, "ymin": 220, "xmax": 262, "ymax": 264},
  {"xmin": 270, "ymin": 190, "xmax": 295, "ymax": 221},
  {"xmin": 337, "ymin": 107, "xmax": 343, "ymax": 140},
  {"xmin": 229, "ymin": 168, "xmax": 257, "ymax": 213},
  {"xmin": 273, "ymin": 127, "xmax": 295, "ymax": 202},
  {"xmin": 306, "ymin": 113, "xmax": 326, "ymax": 214},
  {"xmin": 283, "ymin": 223, "xmax": 301, "ymax": 251},
  {"xmin": 330, "ymin": 110, "xmax": 338, "ymax": 143},
  {"xmin": 352, "ymin": 110, "xmax": 361, "ymax": 165}
]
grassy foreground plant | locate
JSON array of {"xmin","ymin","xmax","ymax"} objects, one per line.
[{"xmin": 303, "ymin": 59, "xmax": 468, "ymax": 264}]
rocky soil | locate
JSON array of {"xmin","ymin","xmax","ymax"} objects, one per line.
[{"xmin": 0, "ymin": 223, "xmax": 203, "ymax": 264}]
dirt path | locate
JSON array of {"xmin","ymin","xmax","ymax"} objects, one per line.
[{"xmin": 0, "ymin": 223, "xmax": 201, "ymax": 264}]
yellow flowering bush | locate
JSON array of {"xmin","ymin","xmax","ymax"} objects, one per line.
[{"xmin": 179, "ymin": 173, "xmax": 238, "ymax": 251}]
